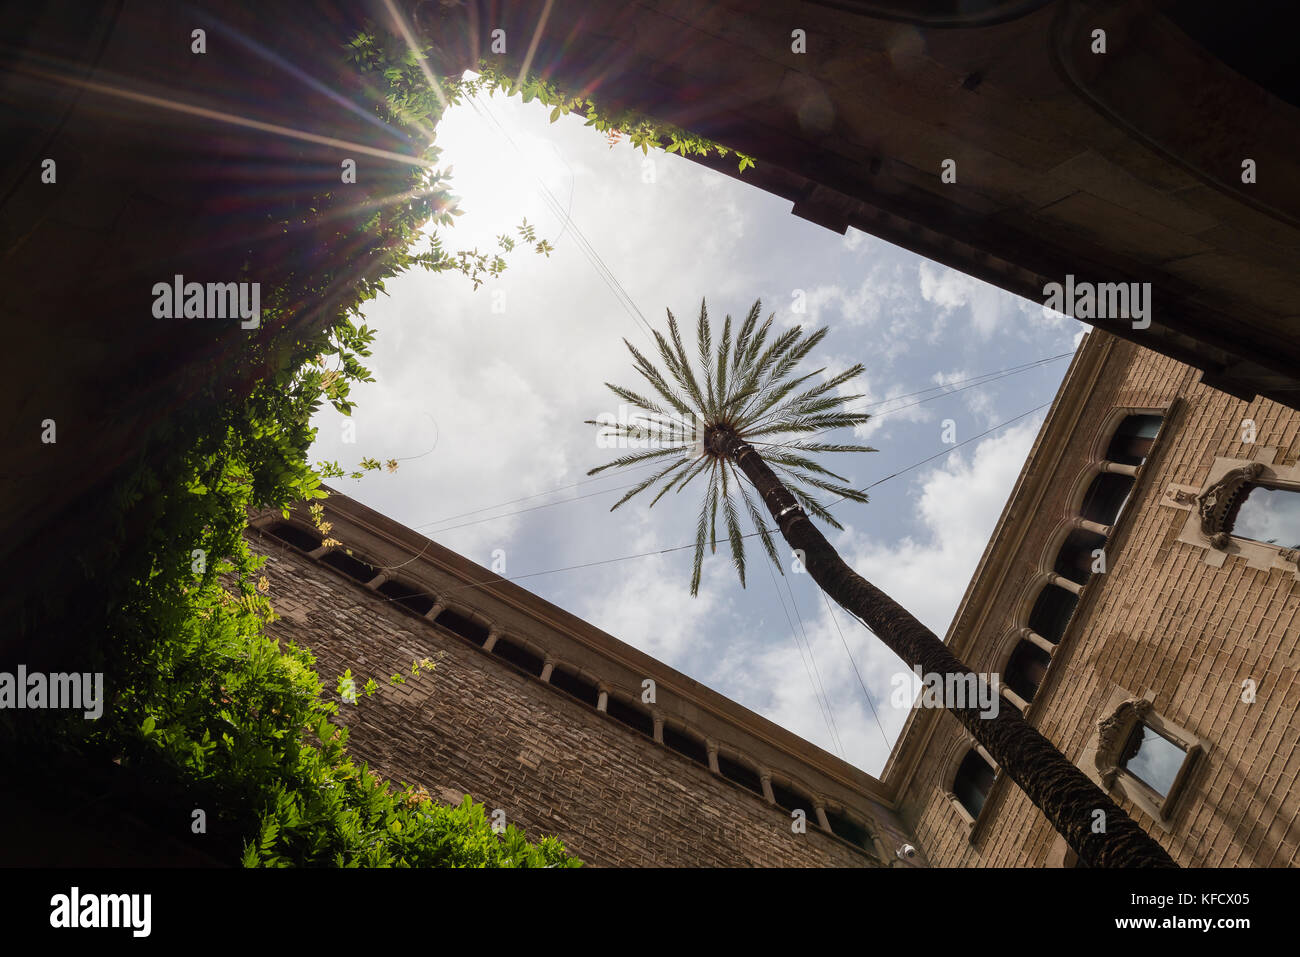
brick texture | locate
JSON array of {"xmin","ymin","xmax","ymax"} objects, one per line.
[
  {"xmin": 898, "ymin": 335, "xmax": 1300, "ymax": 867},
  {"xmin": 256, "ymin": 542, "xmax": 882, "ymax": 867}
]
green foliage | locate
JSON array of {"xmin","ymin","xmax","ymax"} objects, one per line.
[
  {"xmin": 71, "ymin": 398, "xmax": 578, "ymax": 866},
  {"xmin": 461, "ymin": 67, "xmax": 757, "ymax": 173},
  {"xmin": 587, "ymin": 299, "xmax": 876, "ymax": 595},
  {"xmin": 9, "ymin": 19, "xmax": 586, "ymax": 868},
  {"xmin": 21, "ymin": 12, "xmax": 760, "ymax": 869},
  {"xmin": 342, "ymin": 26, "xmax": 754, "ymax": 173}
]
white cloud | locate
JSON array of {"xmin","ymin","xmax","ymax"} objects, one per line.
[
  {"xmin": 918, "ymin": 260, "xmax": 1004, "ymax": 338},
  {"xmin": 839, "ymin": 417, "xmax": 1042, "ymax": 638},
  {"xmin": 932, "ymin": 368, "xmax": 998, "ymax": 428},
  {"xmin": 574, "ymin": 516, "xmax": 730, "ymax": 666},
  {"xmin": 706, "ymin": 417, "xmax": 1045, "ymax": 775},
  {"xmin": 303, "ymin": 89, "xmax": 1070, "ymax": 778},
  {"xmin": 802, "ymin": 261, "xmax": 912, "ymax": 330}
]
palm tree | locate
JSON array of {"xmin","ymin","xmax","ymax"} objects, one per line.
[{"xmin": 587, "ymin": 298, "xmax": 1175, "ymax": 868}]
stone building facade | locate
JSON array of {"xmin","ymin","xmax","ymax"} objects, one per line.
[
  {"xmin": 11, "ymin": 0, "xmax": 1299, "ymax": 669},
  {"xmin": 886, "ymin": 329, "xmax": 1300, "ymax": 867},
  {"xmin": 249, "ymin": 497, "xmax": 914, "ymax": 868},
  {"xmin": 252, "ymin": 326, "xmax": 1300, "ymax": 867}
]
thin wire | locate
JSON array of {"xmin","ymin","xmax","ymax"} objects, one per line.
[
  {"xmin": 830, "ymin": 401, "xmax": 1052, "ymax": 506},
  {"xmin": 781, "ymin": 566, "xmax": 846, "ymax": 757},
  {"xmin": 411, "ymin": 354, "xmax": 1065, "ymax": 532},
  {"xmin": 469, "ymin": 92, "xmax": 651, "ymax": 334},
  {"xmin": 820, "ymin": 588, "xmax": 893, "ymax": 754},
  {"xmin": 462, "ymin": 91, "xmax": 657, "ymax": 344},
  {"xmin": 300, "ymin": 403, "xmax": 1051, "ymax": 618},
  {"xmin": 414, "ymin": 359, "xmax": 1067, "ymax": 536},
  {"xmin": 764, "ymin": 555, "xmax": 841, "ymax": 758}
]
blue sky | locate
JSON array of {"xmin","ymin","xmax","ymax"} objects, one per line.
[{"xmin": 308, "ymin": 83, "xmax": 1087, "ymax": 776}]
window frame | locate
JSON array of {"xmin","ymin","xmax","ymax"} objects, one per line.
[
  {"xmin": 1082, "ymin": 688, "xmax": 1208, "ymax": 830},
  {"xmin": 1167, "ymin": 446, "xmax": 1300, "ymax": 580},
  {"xmin": 943, "ymin": 740, "xmax": 1002, "ymax": 842}
]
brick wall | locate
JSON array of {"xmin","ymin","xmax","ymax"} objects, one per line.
[
  {"xmin": 255, "ymin": 541, "xmax": 883, "ymax": 867},
  {"xmin": 897, "ymin": 335, "xmax": 1300, "ymax": 866}
]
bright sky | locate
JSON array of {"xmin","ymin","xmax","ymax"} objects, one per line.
[{"xmin": 308, "ymin": 82, "xmax": 1088, "ymax": 777}]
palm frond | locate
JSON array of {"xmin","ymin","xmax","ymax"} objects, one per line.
[
  {"xmin": 603, "ymin": 382, "xmax": 676, "ymax": 419},
  {"xmin": 696, "ymin": 298, "xmax": 716, "ymax": 418},
  {"xmin": 588, "ymin": 297, "xmax": 878, "ymax": 594},
  {"xmin": 649, "ymin": 453, "xmax": 710, "ymax": 507},
  {"xmin": 624, "ymin": 339, "xmax": 694, "ymax": 416},
  {"xmin": 665, "ymin": 309, "xmax": 709, "ymax": 416},
  {"xmin": 690, "ymin": 465, "xmax": 718, "ymax": 596},
  {"xmin": 609, "ymin": 455, "xmax": 693, "ymax": 511},
  {"xmin": 731, "ymin": 300, "xmax": 762, "ymax": 376},
  {"xmin": 720, "ymin": 464, "xmax": 746, "ymax": 587},
  {"xmin": 585, "ymin": 443, "xmax": 685, "ymax": 476},
  {"xmin": 759, "ymin": 451, "xmax": 851, "ymax": 483},
  {"xmin": 773, "ymin": 441, "xmax": 878, "ymax": 454},
  {"xmin": 733, "ymin": 369, "xmax": 821, "ymax": 431},
  {"xmin": 777, "ymin": 468, "xmax": 871, "ymax": 505},
  {"xmin": 715, "ymin": 311, "xmax": 731, "ymax": 419},
  {"xmin": 784, "ymin": 483, "xmax": 844, "ymax": 531}
]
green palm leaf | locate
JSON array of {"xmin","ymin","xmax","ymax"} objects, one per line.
[{"xmin": 588, "ymin": 298, "xmax": 876, "ymax": 591}]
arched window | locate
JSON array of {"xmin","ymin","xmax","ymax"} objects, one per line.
[
  {"xmin": 1105, "ymin": 414, "xmax": 1163, "ymax": 467},
  {"xmin": 1027, "ymin": 584, "xmax": 1078, "ymax": 645},
  {"xmin": 491, "ymin": 636, "xmax": 545, "ymax": 676},
  {"xmin": 319, "ymin": 549, "xmax": 379, "ymax": 584},
  {"xmin": 716, "ymin": 753, "xmax": 764, "ymax": 797},
  {"xmin": 605, "ymin": 695, "xmax": 654, "ymax": 737},
  {"xmin": 1054, "ymin": 529, "xmax": 1106, "ymax": 585},
  {"xmin": 375, "ymin": 579, "xmax": 435, "ymax": 616},
  {"xmin": 433, "ymin": 607, "xmax": 489, "ymax": 646},
  {"xmin": 1226, "ymin": 484, "xmax": 1300, "ymax": 550},
  {"xmin": 662, "ymin": 723, "xmax": 709, "ymax": 766},
  {"xmin": 1080, "ymin": 472, "xmax": 1134, "ymax": 526},
  {"xmin": 825, "ymin": 808, "xmax": 876, "ymax": 853},
  {"xmin": 548, "ymin": 667, "xmax": 600, "ymax": 707},
  {"xmin": 770, "ymin": 779, "xmax": 816, "ymax": 820},
  {"xmin": 1004, "ymin": 640, "xmax": 1052, "ymax": 703},
  {"xmin": 953, "ymin": 749, "xmax": 997, "ymax": 820},
  {"xmin": 261, "ymin": 521, "xmax": 322, "ymax": 552}
]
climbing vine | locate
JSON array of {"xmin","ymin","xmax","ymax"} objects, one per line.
[{"xmin": 14, "ymin": 15, "xmax": 755, "ymax": 868}]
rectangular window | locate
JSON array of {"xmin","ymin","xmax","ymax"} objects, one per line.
[
  {"xmin": 1230, "ymin": 485, "xmax": 1300, "ymax": 550},
  {"xmin": 1120, "ymin": 724, "xmax": 1185, "ymax": 798}
]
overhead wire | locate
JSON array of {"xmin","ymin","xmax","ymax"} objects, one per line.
[
  {"xmin": 319, "ymin": 87, "xmax": 1068, "ymax": 763},
  {"xmin": 460, "ymin": 89, "xmax": 658, "ymax": 344},
  {"xmin": 409, "ymin": 351, "xmax": 1069, "ymax": 533},
  {"xmin": 764, "ymin": 554, "xmax": 843, "ymax": 759}
]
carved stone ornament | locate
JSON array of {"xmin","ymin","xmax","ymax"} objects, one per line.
[
  {"xmin": 1094, "ymin": 698, "xmax": 1152, "ymax": 788},
  {"xmin": 1197, "ymin": 462, "xmax": 1264, "ymax": 549}
]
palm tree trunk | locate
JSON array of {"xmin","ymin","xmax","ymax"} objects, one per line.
[{"xmin": 708, "ymin": 426, "xmax": 1176, "ymax": 868}]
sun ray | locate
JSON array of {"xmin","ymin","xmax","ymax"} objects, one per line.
[{"xmin": 14, "ymin": 62, "xmax": 435, "ymax": 170}]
